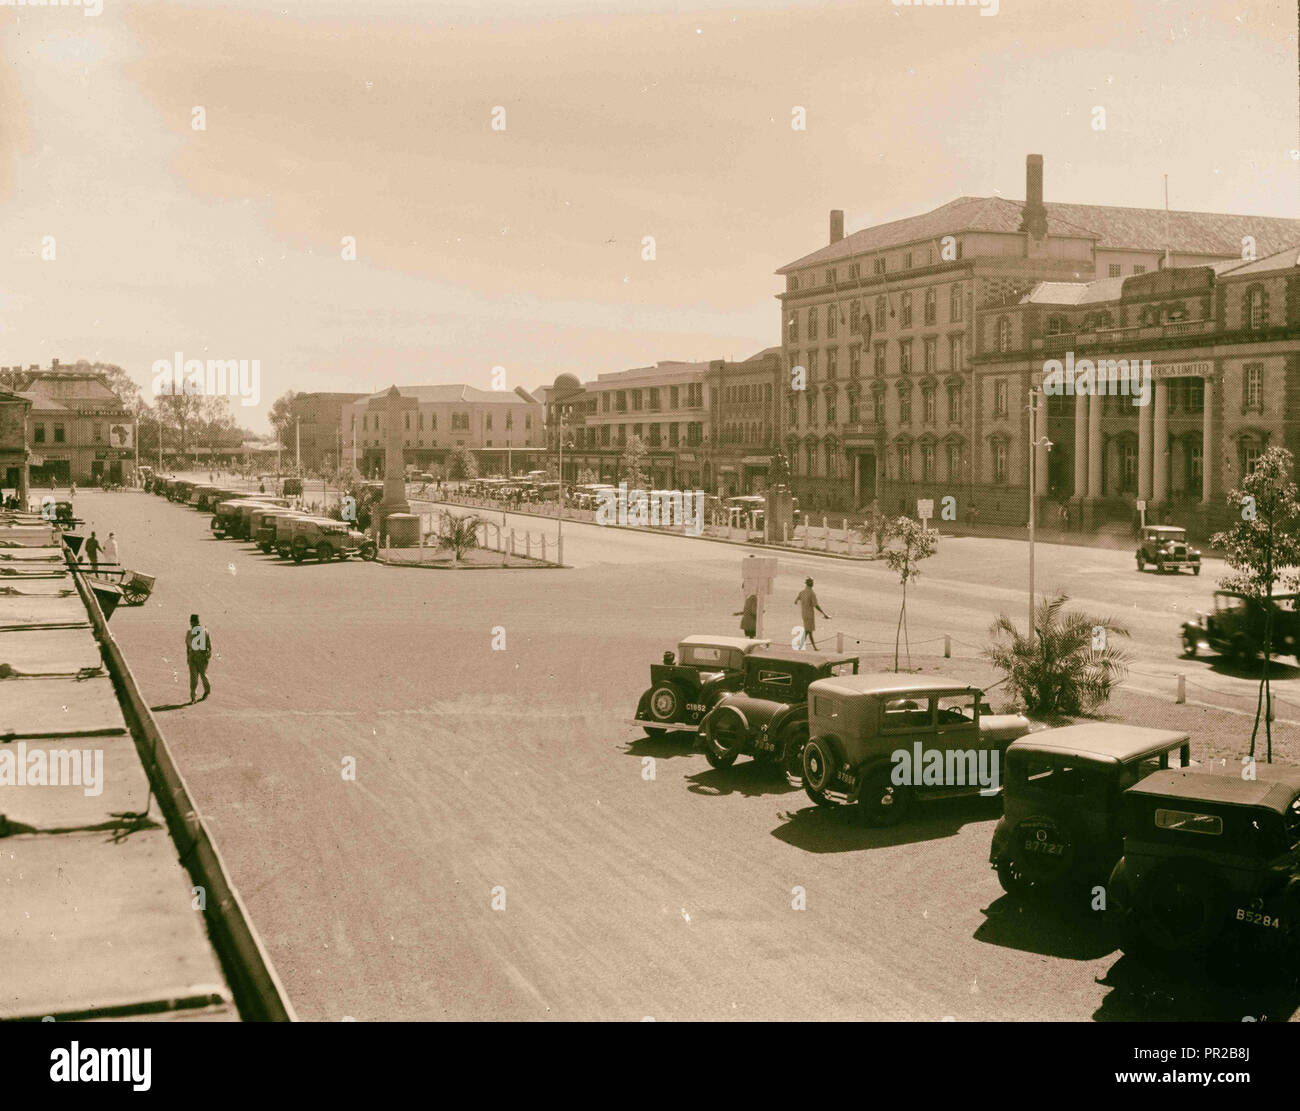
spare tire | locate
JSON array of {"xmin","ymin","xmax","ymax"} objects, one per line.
[
  {"xmin": 1137, "ymin": 857, "xmax": 1228, "ymax": 953},
  {"xmin": 647, "ymin": 682, "xmax": 684, "ymax": 724},
  {"xmin": 703, "ymin": 706, "xmax": 747, "ymax": 769},
  {"xmin": 1010, "ymin": 815, "xmax": 1078, "ymax": 888},
  {"xmin": 802, "ymin": 736, "xmax": 837, "ymax": 806}
]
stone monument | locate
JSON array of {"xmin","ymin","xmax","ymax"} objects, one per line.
[{"xmin": 377, "ymin": 385, "xmax": 411, "ymax": 543}]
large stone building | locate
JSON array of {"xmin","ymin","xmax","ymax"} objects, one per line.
[
  {"xmin": 541, "ymin": 348, "xmax": 784, "ymax": 493},
  {"xmin": 343, "ymin": 384, "xmax": 544, "ymax": 476},
  {"xmin": 970, "ymin": 244, "xmax": 1300, "ymax": 537},
  {"xmin": 7, "ymin": 365, "xmax": 137, "ymax": 486},
  {"xmin": 775, "ymin": 155, "xmax": 1300, "ymax": 515},
  {"xmin": 0, "ymin": 390, "xmax": 31, "ymax": 497},
  {"xmin": 286, "ymin": 391, "xmax": 367, "ymax": 472}
]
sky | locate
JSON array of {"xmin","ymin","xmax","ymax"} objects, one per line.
[{"xmin": 1, "ymin": 0, "xmax": 1296, "ymax": 432}]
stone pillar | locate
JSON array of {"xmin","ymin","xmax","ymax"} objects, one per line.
[
  {"xmin": 1137, "ymin": 386, "xmax": 1153, "ymax": 502},
  {"xmin": 1073, "ymin": 390, "xmax": 1087, "ymax": 499},
  {"xmin": 1201, "ymin": 377, "xmax": 1215, "ymax": 504},
  {"xmin": 1152, "ymin": 379, "xmax": 1168, "ymax": 505},
  {"xmin": 1086, "ymin": 392, "xmax": 1101, "ymax": 499},
  {"xmin": 377, "ymin": 385, "xmax": 411, "ymax": 541}
]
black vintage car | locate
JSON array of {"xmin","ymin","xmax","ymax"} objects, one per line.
[
  {"xmin": 630, "ymin": 635, "xmax": 770, "ymax": 738},
  {"xmin": 699, "ymin": 647, "xmax": 860, "ymax": 777},
  {"xmin": 990, "ymin": 723, "xmax": 1191, "ymax": 900},
  {"xmin": 1181, "ymin": 590, "xmax": 1300, "ymax": 663},
  {"xmin": 1107, "ymin": 766, "xmax": 1300, "ymax": 957},
  {"xmin": 1135, "ymin": 525, "xmax": 1201, "ymax": 575}
]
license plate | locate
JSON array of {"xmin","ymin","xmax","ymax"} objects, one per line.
[
  {"xmin": 1235, "ymin": 908, "xmax": 1282, "ymax": 929},
  {"xmin": 1024, "ymin": 839, "xmax": 1064, "ymax": 855}
]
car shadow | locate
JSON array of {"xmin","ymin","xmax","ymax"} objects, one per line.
[
  {"xmin": 624, "ymin": 733, "xmax": 700, "ymax": 760},
  {"xmin": 1093, "ymin": 948, "xmax": 1300, "ymax": 1021},
  {"xmin": 973, "ymin": 892, "xmax": 1118, "ymax": 962},
  {"xmin": 686, "ymin": 759, "xmax": 802, "ymax": 800},
  {"xmin": 1188, "ymin": 655, "xmax": 1300, "ymax": 681},
  {"xmin": 769, "ymin": 792, "xmax": 1002, "ymax": 853}
]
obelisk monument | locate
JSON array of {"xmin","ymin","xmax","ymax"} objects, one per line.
[{"xmin": 377, "ymin": 385, "xmax": 411, "ymax": 542}]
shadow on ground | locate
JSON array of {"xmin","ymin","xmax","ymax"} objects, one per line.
[
  {"xmin": 974, "ymin": 891, "xmax": 1118, "ymax": 962},
  {"xmin": 686, "ymin": 758, "xmax": 801, "ymax": 800},
  {"xmin": 770, "ymin": 792, "xmax": 1002, "ymax": 853},
  {"xmin": 1094, "ymin": 946, "xmax": 1300, "ymax": 1021}
]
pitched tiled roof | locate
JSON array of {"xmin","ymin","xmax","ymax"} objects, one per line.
[
  {"xmin": 1213, "ymin": 242, "xmax": 1300, "ymax": 278},
  {"xmin": 365, "ymin": 384, "xmax": 537, "ymax": 405},
  {"xmin": 779, "ymin": 196, "xmax": 1300, "ymax": 272},
  {"xmin": 1021, "ymin": 276, "xmax": 1127, "ymax": 306},
  {"xmin": 14, "ymin": 389, "xmax": 66, "ymax": 411}
]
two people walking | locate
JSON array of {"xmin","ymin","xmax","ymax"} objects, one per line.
[{"xmin": 734, "ymin": 575, "xmax": 831, "ymax": 650}]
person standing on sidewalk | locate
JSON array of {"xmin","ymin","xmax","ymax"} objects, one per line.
[
  {"xmin": 734, "ymin": 587, "xmax": 759, "ymax": 638},
  {"xmin": 186, "ymin": 614, "xmax": 212, "ymax": 703},
  {"xmin": 83, "ymin": 530, "xmax": 101, "ymax": 573},
  {"xmin": 794, "ymin": 577, "xmax": 830, "ymax": 650},
  {"xmin": 103, "ymin": 531, "xmax": 119, "ymax": 568}
]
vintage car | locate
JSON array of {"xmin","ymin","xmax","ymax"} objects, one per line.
[
  {"xmin": 210, "ymin": 499, "xmax": 266, "ymax": 539},
  {"xmin": 231, "ymin": 499, "xmax": 289, "ymax": 540},
  {"xmin": 699, "ymin": 648, "xmax": 860, "ymax": 776},
  {"xmin": 252, "ymin": 508, "xmax": 300, "ymax": 552},
  {"xmin": 282, "ymin": 477, "xmax": 303, "ymax": 497},
  {"xmin": 1108, "ymin": 765, "xmax": 1300, "ymax": 956},
  {"xmin": 989, "ymin": 723, "xmax": 1191, "ymax": 898},
  {"xmin": 1181, "ymin": 590, "xmax": 1300, "ymax": 663},
  {"xmin": 630, "ymin": 635, "xmax": 771, "ymax": 737},
  {"xmin": 800, "ymin": 674, "xmax": 1031, "ymax": 824},
  {"xmin": 169, "ymin": 479, "xmax": 197, "ymax": 503},
  {"xmin": 189, "ymin": 484, "xmax": 225, "ymax": 510},
  {"xmin": 286, "ymin": 516, "xmax": 362, "ymax": 562},
  {"xmin": 1135, "ymin": 525, "xmax": 1201, "ymax": 574}
]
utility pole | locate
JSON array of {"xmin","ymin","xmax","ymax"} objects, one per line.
[
  {"xmin": 557, "ymin": 411, "xmax": 567, "ymax": 562},
  {"xmin": 1027, "ymin": 387, "xmax": 1052, "ymax": 643},
  {"xmin": 295, "ymin": 417, "xmax": 301, "ymax": 472}
]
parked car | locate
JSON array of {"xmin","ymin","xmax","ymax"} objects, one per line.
[
  {"xmin": 699, "ymin": 648, "xmax": 860, "ymax": 777},
  {"xmin": 232, "ymin": 499, "xmax": 289, "ymax": 540},
  {"xmin": 630, "ymin": 635, "xmax": 771, "ymax": 738},
  {"xmin": 189, "ymin": 484, "xmax": 223, "ymax": 510},
  {"xmin": 724, "ymin": 495, "xmax": 766, "ymax": 531},
  {"xmin": 287, "ymin": 516, "xmax": 362, "ymax": 562},
  {"xmin": 210, "ymin": 499, "xmax": 264, "ymax": 539},
  {"xmin": 282, "ymin": 477, "xmax": 303, "ymax": 497},
  {"xmin": 254, "ymin": 508, "xmax": 304, "ymax": 553},
  {"xmin": 1107, "ymin": 765, "xmax": 1300, "ymax": 956},
  {"xmin": 1136, "ymin": 525, "xmax": 1201, "ymax": 574},
  {"xmin": 800, "ymin": 674, "xmax": 1030, "ymax": 824},
  {"xmin": 989, "ymin": 723, "xmax": 1191, "ymax": 898},
  {"xmin": 1181, "ymin": 590, "xmax": 1300, "ymax": 663},
  {"xmin": 169, "ymin": 479, "xmax": 197, "ymax": 503}
]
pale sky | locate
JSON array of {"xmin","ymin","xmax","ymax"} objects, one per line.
[{"xmin": 1, "ymin": 0, "xmax": 1296, "ymax": 431}]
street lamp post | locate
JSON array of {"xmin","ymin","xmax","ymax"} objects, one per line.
[
  {"xmin": 1027, "ymin": 387, "xmax": 1053, "ymax": 642},
  {"xmin": 557, "ymin": 411, "xmax": 569, "ymax": 564}
]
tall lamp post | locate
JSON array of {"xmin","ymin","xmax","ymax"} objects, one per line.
[
  {"xmin": 556, "ymin": 410, "xmax": 571, "ymax": 564},
  {"xmin": 1027, "ymin": 387, "xmax": 1053, "ymax": 642}
]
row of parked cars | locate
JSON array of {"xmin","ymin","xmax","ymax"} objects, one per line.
[
  {"xmin": 151, "ymin": 479, "xmax": 377, "ymax": 562},
  {"xmin": 630, "ymin": 634, "xmax": 1300, "ymax": 961}
]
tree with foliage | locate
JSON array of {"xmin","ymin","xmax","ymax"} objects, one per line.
[
  {"xmin": 439, "ymin": 512, "xmax": 480, "ymax": 564},
  {"xmin": 448, "ymin": 444, "xmax": 478, "ymax": 481},
  {"xmin": 1211, "ymin": 445, "xmax": 1300, "ymax": 762},
  {"xmin": 984, "ymin": 591, "xmax": 1131, "ymax": 717},
  {"xmin": 881, "ymin": 516, "xmax": 938, "ymax": 671},
  {"xmin": 768, "ymin": 451, "xmax": 792, "ymax": 488},
  {"xmin": 619, "ymin": 434, "xmax": 650, "ymax": 490},
  {"xmin": 856, "ymin": 500, "xmax": 890, "ymax": 556}
]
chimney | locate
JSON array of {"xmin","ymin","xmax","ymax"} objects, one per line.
[
  {"xmin": 51, "ymin": 358, "xmax": 59, "ymax": 370},
  {"xmin": 1020, "ymin": 154, "xmax": 1048, "ymax": 242},
  {"xmin": 829, "ymin": 209, "xmax": 844, "ymax": 244}
]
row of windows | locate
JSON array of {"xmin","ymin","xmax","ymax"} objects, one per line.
[
  {"xmin": 789, "ymin": 383, "xmax": 964, "ymax": 428},
  {"xmin": 722, "ymin": 383, "xmax": 774, "ymax": 404},
  {"xmin": 597, "ymin": 383, "xmax": 704, "ymax": 414},
  {"xmin": 572, "ymin": 422, "xmax": 706, "ymax": 449},
  {"xmin": 31, "ymin": 422, "xmax": 118, "ymax": 444},
  {"xmin": 791, "ymin": 335, "xmax": 964, "ymax": 380},
  {"xmin": 1106, "ymin": 264, "xmax": 1148, "ymax": 278},
  {"xmin": 362, "ymin": 411, "xmax": 533, "ymax": 433},
  {"xmin": 787, "ymin": 244, "xmax": 964, "ymax": 293},
  {"xmin": 788, "ymin": 285, "xmax": 965, "ymax": 342}
]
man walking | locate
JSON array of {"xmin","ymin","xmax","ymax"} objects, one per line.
[
  {"xmin": 794, "ymin": 577, "xmax": 831, "ymax": 650},
  {"xmin": 734, "ymin": 587, "xmax": 759, "ymax": 638},
  {"xmin": 103, "ymin": 531, "xmax": 119, "ymax": 567},
  {"xmin": 84, "ymin": 530, "xmax": 101, "ymax": 573},
  {"xmin": 186, "ymin": 614, "xmax": 212, "ymax": 703}
]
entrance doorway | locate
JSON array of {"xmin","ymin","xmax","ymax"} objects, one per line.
[{"xmin": 855, "ymin": 453, "xmax": 877, "ymax": 505}]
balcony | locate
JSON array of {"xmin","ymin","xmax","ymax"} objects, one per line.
[{"xmin": 1032, "ymin": 318, "xmax": 1215, "ymax": 352}]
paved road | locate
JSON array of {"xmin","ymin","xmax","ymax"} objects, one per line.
[{"xmin": 77, "ymin": 487, "xmax": 1299, "ymax": 1020}]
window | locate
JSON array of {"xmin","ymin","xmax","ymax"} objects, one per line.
[
  {"xmin": 631, "ymin": 390, "xmax": 642, "ymax": 412},
  {"xmin": 905, "ymin": 252, "xmax": 913, "ymax": 269},
  {"xmin": 882, "ymin": 696, "xmax": 932, "ymax": 731},
  {"xmin": 950, "ymin": 284, "xmax": 963, "ymax": 323},
  {"xmin": 1242, "ymin": 440, "xmax": 1262, "ymax": 475},
  {"xmin": 788, "ymin": 275, "xmax": 799, "ymax": 293},
  {"xmin": 922, "ymin": 387, "xmax": 936, "ymax": 424},
  {"xmin": 921, "ymin": 443, "xmax": 935, "ymax": 481},
  {"xmin": 1154, "ymin": 809, "xmax": 1223, "ymax": 836},
  {"xmin": 875, "ymin": 297, "xmax": 886, "ymax": 332},
  {"xmin": 825, "ymin": 268, "xmax": 836, "ymax": 286},
  {"xmin": 946, "ymin": 442, "xmax": 961, "ymax": 480},
  {"xmin": 993, "ymin": 379, "xmax": 1008, "ymax": 417},
  {"xmin": 1243, "ymin": 363, "xmax": 1263, "ymax": 409},
  {"xmin": 649, "ymin": 387, "xmax": 660, "ymax": 411},
  {"xmin": 93, "ymin": 423, "xmax": 102, "ymax": 443},
  {"xmin": 950, "ymin": 335, "xmax": 962, "ymax": 370},
  {"xmin": 1184, "ymin": 378, "xmax": 1204, "ymax": 413},
  {"xmin": 873, "ymin": 257, "xmax": 886, "ymax": 276},
  {"xmin": 993, "ymin": 440, "xmax": 1008, "ymax": 483},
  {"xmin": 484, "ymin": 413, "xmax": 491, "ymax": 432},
  {"xmin": 404, "ymin": 412, "xmax": 411, "ymax": 430},
  {"xmin": 806, "ymin": 393, "xmax": 816, "ymax": 425},
  {"xmin": 825, "ymin": 390, "xmax": 837, "ymax": 425},
  {"xmin": 924, "ymin": 288, "xmax": 936, "ymax": 325},
  {"xmin": 805, "ymin": 442, "xmax": 817, "ymax": 476},
  {"xmin": 899, "ymin": 388, "xmax": 912, "ymax": 424},
  {"xmin": 602, "ymin": 393, "xmax": 610, "ymax": 412},
  {"xmin": 997, "ymin": 317, "xmax": 1011, "ymax": 352},
  {"xmin": 897, "ymin": 446, "xmax": 912, "ymax": 482},
  {"xmin": 1120, "ymin": 441, "xmax": 1137, "ymax": 491},
  {"xmin": 848, "ymin": 392, "xmax": 860, "ymax": 424},
  {"xmin": 1189, "ymin": 442, "xmax": 1203, "ymax": 486},
  {"xmin": 827, "ymin": 305, "xmax": 837, "ymax": 339},
  {"xmin": 947, "ymin": 383, "xmax": 961, "ymax": 423},
  {"xmin": 807, "ymin": 350, "xmax": 818, "ymax": 380},
  {"xmin": 807, "ymin": 309, "xmax": 818, "ymax": 341},
  {"xmin": 1108, "ymin": 264, "xmax": 1122, "ymax": 278},
  {"xmin": 924, "ymin": 338, "xmax": 936, "ymax": 376},
  {"xmin": 900, "ymin": 291, "xmax": 913, "ymax": 327},
  {"xmin": 873, "ymin": 392, "xmax": 885, "ymax": 425},
  {"xmin": 849, "ymin": 263, "xmax": 861, "ymax": 280},
  {"xmin": 33, "ymin": 423, "xmax": 44, "ymax": 444},
  {"xmin": 670, "ymin": 385, "xmax": 679, "ymax": 409},
  {"xmin": 668, "ymin": 423, "xmax": 679, "ymax": 446},
  {"xmin": 1132, "ymin": 264, "xmax": 1146, "ymax": 275},
  {"xmin": 53, "ymin": 424, "xmax": 65, "ymax": 443},
  {"xmin": 827, "ymin": 348, "xmax": 838, "ymax": 378},
  {"xmin": 1249, "ymin": 288, "xmax": 1265, "ymax": 330},
  {"xmin": 601, "ymin": 425, "xmax": 611, "ymax": 446},
  {"xmin": 849, "ymin": 345, "xmax": 862, "ymax": 378},
  {"xmin": 899, "ymin": 340, "xmax": 912, "ymax": 375},
  {"xmin": 874, "ymin": 343, "xmax": 887, "ymax": 377},
  {"xmin": 849, "ymin": 301, "xmax": 860, "ymax": 334}
]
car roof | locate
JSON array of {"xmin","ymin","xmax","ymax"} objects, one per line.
[
  {"xmin": 1145, "ymin": 525, "xmax": 1184, "ymax": 532},
  {"xmin": 1126, "ymin": 766, "xmax": 1300, "ymax": 813},
  {"xmin": 809, "ymin": 672, "xmax": 979, "ymax": 698},
  {"xmin": 747, "ymin": 647, "xmax": 858, "ymax": 667},
  {"xmin": 1009, "ymin": 723, "xmax": 1189, "ymax": 765},
  {"xmin": 679, "ymin": 635, "xmax": 771, "ymax": 651}
]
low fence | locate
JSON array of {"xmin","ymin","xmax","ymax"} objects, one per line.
[{"xmin": 382, "ymin": 507, "xmax": 562, "ymax": 566}]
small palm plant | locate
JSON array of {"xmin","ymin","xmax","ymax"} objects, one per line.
[
  {"xmin": 984, "ymin": 591, "xmax": 1131, "ymax": 716},
  {"xmin": 439, "ymin": 512, "xmax": 480, "ymax": 564}
]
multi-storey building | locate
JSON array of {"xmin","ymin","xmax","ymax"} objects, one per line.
[
  {"xmin": 0, "ymin": 390, "xmax": 31, "ymax": 497},
  {"xmin": 8, "ymin": 364, "xmax": 137, "ymax": 486},
  {"xmin": 343, "ymin": 384, "xmax": 544, "ymax": 476},
  {"xmin": 970, "ymin": 244, "xmax": 1300, "ymax": 537},
  {"xmin": 776, "ymin": 155, "xmax": 1300, "ymax": 515},
  {"xmin": 286, "ymin": 391, "xmax": 367, "ymax": 472}
]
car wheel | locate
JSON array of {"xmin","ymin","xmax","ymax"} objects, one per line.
[
  {"xmin": 647, "ymin": 682, "xmax": 683, "ymax": 725},
  {"xmin": 292, "ymin": 538, "xmax": 307, "ymax": 564},
  {"xmin": 1137, "ymin": 858, "xmax": 1227, "ymax": 954},
  {"xmin": 360, "ymin": 542, "xmax": 377, "ymax": 561},
  {"xmin": 856, "ymin": 766, "xmax": 912, "ymax": 827},
  {"xmin": 318, "ymin": 542, "xmax": 333, "ymax": 563},
  {"xmin": 1182, "ymin": 631, "xmax": 1198, "ymax": 658},
  {"xmin": 779, "ymin": 722, "xmax": 809, "ymax": 781},
  {"xmin": 1155, "ymin": 556, "xmax": 1164, "ymax": 573},
  {"xmin": 996, "ymin": 857, "xmax": 1035, "ymax": 898},
  {"xmin": 1136, "ymin": 554, "xmax": 1145, "ymax": 572},
  {"xmin": 801, "ymin": 737, "xmax": 836, "ymax": 807},
  {"xmin": 703, "ymin": 707, "xmax": 745, "ymax": 769},
  {"xmin": 1193, "ymin": 564, "xmax": 1201, "ymax": 576}
]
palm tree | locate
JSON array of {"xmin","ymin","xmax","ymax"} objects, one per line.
[
  {"xmin": 983, "ymin": 591, "xmax": 1131, "ymax": 717},
  {"xmin": 439, "ymin": 512, "xmax": 480, "ymax": 564}
]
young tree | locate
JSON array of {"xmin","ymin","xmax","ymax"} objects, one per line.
[
  {"xmin": 619, "ymin": 434, "xmax": 650, "ymax": 490},
  {"xmin": 439, "ymin": 512, "xmax": 480, "ymax": 564},
  {"xmin": 984, "ymin": 592, "xmax": 1131, "ymax": 717},
  {"xmin": 768, "ymin": 451, "xmax": 792, "ymax": 488},
  {"xmin": 448, "ymin": 444, "xmax": 478, "ymax": 480},
  {"xmin": 1211, "ymin": 445, "xmax": 1300, "ymax": 762},
  {"xmin": 881, "ymin": 516, "xmax": 938, "ymax": 671}
]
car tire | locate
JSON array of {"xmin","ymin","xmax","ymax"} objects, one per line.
[
  {"xmin": 647, "ymin": 682, "xmax": 683, "ymax": 725},
  {"xmin": 1155, "ymin": 555, "xmax": 1164, "ymax": 573},
  {"xmin": 801, "ymin": 737, "xmax": 836, "ymax": 807},
  {"xmin": 360, "ymin": 542, "xmax": 377, "ymax": 561},
  {"xmin": 1136, "ymin": 857, "xmax": 1228, "ymax": 954},
  {"xmin": 703, "ymin": 706, "xmax": 746, "ymax": 769},
  {"xmin": 996, "ymin": 857, "xmax": 1035, "ymax": 898},
  {"xmin": 1193, "ymin": 564, "xmax": 1201, "ymax": 576},
  {"xmin": 779, "ymin": 722, "xmax": 809, "ymax": 782},
  {"xmin": 1136, "ymin": 554, "xmax": 1145, "ymax": 572},
  {"xmin": 856, "ymin": 766, "xmax": 912, "ymax": 827},
  {"xmin": 1182, "ymin": 631, "xmax": 1198, "ymax": 658},
  {"xmin": 318, "ymin": 542, "xmax": 333, "ymax": 563},
  {"xmin": 292, "ymin": 537, "xmax": 307, "ymax": 564}
]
